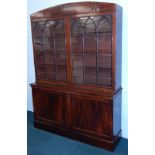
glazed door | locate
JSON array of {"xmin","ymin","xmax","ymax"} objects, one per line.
[
  {"xmin": 70, "ymin": 14, "xmax": 112, "ymax": 87},
  {"xmin": 32, "ymin": 88, "xmax": 66, "ymax": 126},
  {"xmin": 70, "ymin": 95, "xmax": 111, "ymax": 138},
  {"xmin": 32, "ymin": 19, "xmax": 67, "ymax": 82}
]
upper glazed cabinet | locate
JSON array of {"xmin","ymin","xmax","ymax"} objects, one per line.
[{"xmin": 31, "ymin": 2, "xmax": 122, "ymax": 92}]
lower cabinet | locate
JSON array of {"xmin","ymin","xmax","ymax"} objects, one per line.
[
  {"xmin": 70, "ymin": 95, "xmax": 111, "ymax": 138},
  {"xmin": 31, "ymin": 86, "xmax": 121, "ymax": 151},
  {"xmin": 32, "ymin": 88, "xmax": 66, "ymax": 126}
]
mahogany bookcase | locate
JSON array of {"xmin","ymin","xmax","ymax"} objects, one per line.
[{"xmin": 30, "ymin": 2, "xmax": 122, "ymax": 151}]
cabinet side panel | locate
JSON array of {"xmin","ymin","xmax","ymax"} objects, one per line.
[
  {"xmin": 115, "ymin": 6, "xmax": 122, "ymax": 90},
  {"xmin": 113, "ymin": 91, "xmax": 122, "ymax": 136}
]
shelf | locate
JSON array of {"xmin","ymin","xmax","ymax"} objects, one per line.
[
  {"xmin": 33, "ymin": 33, "xmax": 65, "ymax": 38},
  {"xmin": 73, "ymin": 75, "xmax": 111, "ymax": 80},
  {"xmin": 71, "ymin": 31, "xmax": 112, "ymax": 36},
  {"xmin": 44, "ymin": 34, "xmax": 65, "ymax": 37},
  {"xmin": 45, "ymin": 64, "xmax": 66, "ymax": 67},
  {"xmin": 45, "ymin": 51, "xmax": 66, "ymax": 55},
  {"xmin": 34, "ymin": 49, "xmax": 66, "ymax": 55},
  {"xmin": 72, "ymin": 67, "xmax": 111, "ymax": 71},
  {"xmin": 36, "ymin": 50, "xmax": 66, "ymax": 55},
  {"xmin": 37, "ymin": 72, "xmax": 55, "ymax": 74},
  {"xmin": 72, "ymin": 52, "xmax": 112, "ymax": 56},
  {"xmin": 71, "ymin": 51, "xmax": 112, "ymax": 55},
  {"xmin": 46, "ymin": 51, "xmax": 66, "ymax": 55},
  {"xmin": 36, "ymin": 71, "xmax": 66, "ymax": 75},
  {"xmin": 72, "ymin": 66, "xmax": 112, "ymax": 70}
]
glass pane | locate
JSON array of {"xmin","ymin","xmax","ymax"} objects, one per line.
[
  {"xmin": 44, "ymin": 20, "xmax": 65, "ymax": 36},
  {"xmin": 45, "ymin": 53, "xmax": 56, "ymax": 80},
  {"xmin": 72, "ymin": 67, "xmax": 83, "ymax": 76},
  {"xmin": 37, "ymin": 72, "xmax": 46, "ymax": 80},
  {"xmin": 84, "ymin": 18, "xmax": 96, "ymax": 34},
  {"xmin": 98, "ymin": 68, "xmax": 111, "ymax": 78},
  {"xmin": 73, "ymin": 76, "xmax": 84, "ymax": 84},
  {"xmin": 46, "ymin": 72, "xmax": 56, "ymax": 80},
  {"xmin": 56, "ymin": 54, "xmax": 66, "ymax": 66},
  {"xmin": 71, "ymin": 14, "xmax": 112, "ymax": 87},
  {"xmin": 35, "ymin": 51, "xmax": 46, "ymax": 80},
  {"xmin": 34, "ymin": 37, "xmax": 44, "ymax": 51},
  {"xmin": 72, "ymin": 55, "xmax": 83, "ymax": 68},
  {"xmin": 71, "ymin": 19, "xmax": 83, "ymax": 34},
  {"xmin": 46, "ymin": 65, "xmax": 55, "ymax": 73},
  {"xmin": 44, "ymin": 37, "xmax": 54, "ymax": 52},
  {"xmin": 45, "ymin": 53, "xmax": 55, "ymax": 65},
  {"xmin": 55, "ymin": 36, "xmax": 66, "ymax": 54},
  {"xmin": 85, "ymin": 67, "xmax": 96, "ymax": 77},
  {"xmin": 56, "ymin": 66, "xmax": 67, "ymax": 81},
  {"xmin": 33, "ymin": 22, "xmax": 46, "ymax": 37},
  {"xmin": 98, "ymin": 78, "xmax": 112, "ymax": 87},
  {"xmin": 71, "ymin": 36, "xmax": 83, "ymax": 54},
  {"xmin": 98, "ymin": 55, "xmax": 111, "ymax": 68},
  {"xmin": 84, "ymin": 76, "xmax": 96, "ymax": 85},
  {"xmin": 98, "ymin": 33, "xmax": 112, "ymax": 53},
  {"xmin": 97, "ymin": 15, "xmax": 112, "ymax": 32},
  {"xmin": 84, "ymin": 35, "xmax": 96, "ymax": 53},
  {"xmin": 84, "ymin": 54, "xmax": 96, "ymax": 67}
]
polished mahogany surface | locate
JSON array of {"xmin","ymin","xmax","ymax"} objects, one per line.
[{"xmin": 30, "ymin": 2, "xmax": 122, "ymax": 151}]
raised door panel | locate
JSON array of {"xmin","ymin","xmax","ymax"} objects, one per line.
[
  {"xmin": 32, "ymin": 19, "xmax": 67, "ymax": 82},
  {"xmin": 32, "ymin": 88, "xmax": 65, "ymax": 126},
  {"xmin": 70, "ymin": 95, "xmax": 111, "ymax": 138},
  {"xmin": 70, "ymin": 14, "xmax": 112, "ymax": 87}
]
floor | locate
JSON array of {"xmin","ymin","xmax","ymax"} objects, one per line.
[{"xmin": 27, "ymin": 111, "xmax": 128, "ymax": 155}]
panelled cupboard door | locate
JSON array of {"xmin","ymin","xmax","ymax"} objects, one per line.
[
  {"xmin": 70, "ymin": 14, "xmax": 112, "ymax": 87},
  {"xmin": 32, "ymin": 19, "xmax": 67, "ymax": 82},
  {"xmin": 32, "ymin": 88, "xmax": 66, "ymax": 126},
  {"xmin": 70, "ymin": 95, "xmax": 111, "ymax": 138}
]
